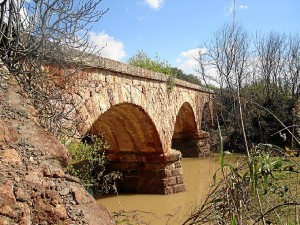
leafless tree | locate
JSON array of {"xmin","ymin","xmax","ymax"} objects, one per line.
[
  {"xmin": 0, "ymin": 0, "xmax": 107, "ymax": 136},
  {"xmin": 196, "ymin": 24, "xmax": 250, "ymax": 90},
  {"xmin": 254, "ymin": 31, "xmax": 288, "ymax": 99},
  {"xmin": 285, "ymin": 34, "xmax": 300, "ymax": 101},
  {"xmin": 196, "ymin": 24, "xmax": 251, "ymax": 151}
]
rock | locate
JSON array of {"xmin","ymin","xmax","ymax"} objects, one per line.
[
  {"xmin": 47, "ymin": 181, "xmax": 56, "ymax": 188},
  {"xmin": 17, "ymin": 202, "xmax": 31, "ymax": 225},
  {"xmin": 25, "ymin": 171, "xmax": 44, "ymax": 187},
  {"xmin": 60, "ymin": 188, "xmax": 70, "ymax": 196},
  {"xmin": 0, "ymin": 71, "xmax": 115, "ymax": 225},
  {"xmin": 14, "ymin": 187, "xmax": 31, "ymax": 202},
  {"xmin": 77, "ymin": 203, "xmax": 115, "ymax": 225},
  {"xmin": 0, "ymin": 148, "xmax": 21, "ymax": 164},
  {"xmin": 0, "ymin": 181, "xmax": 17, "ymax": 217},
  {"xmin": 42, "ymin": 163, "xmax": 65, "ymax": 178},
  {"xmin": 71, "ymin": 184, "xmax": 95, "ymax": 205},
  {"xmin": 53, "ymin": 204, "xmax": 67, "ymax": 219},
  {"xmin": 45, "ymin": 190, "xmax": 62, "ymax": 205},
  {"xmin": 0, "ymin": 216, "xmax": 13, "ymax": 225},
  {"xmin": 70, "ymin": 200, "xmax": 76, "ymax": 205},
  {"xmin": 0, "ymin": 120, "xmax": 19, "ymax": 144},
  {"xmin": 0, "ymin": 83, "xmax": 8, "ymax": 89},
  {"xmin": 0, "ymin": 205, "xmax": 15, "ymax": 218},
  {"xmin": 33, "ymin": 194, "xmax": 59, "ymax": 223}
]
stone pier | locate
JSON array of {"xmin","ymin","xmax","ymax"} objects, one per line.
[
  {"xmin": 172, "ymin": 131, "xmax": 210, "ymax": 157},
  {"xmin": 106, "ymin": 151, "xmax": 185, "ymax": 194}
]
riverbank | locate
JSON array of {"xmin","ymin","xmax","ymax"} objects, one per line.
[{"xmin": 0, "ymin": 68, "xmax": 114, "ymax": 224}]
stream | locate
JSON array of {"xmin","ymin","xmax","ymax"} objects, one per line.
[{"xmin": 97, "ymin": 154, "xmax": 241, "ymax": 224}]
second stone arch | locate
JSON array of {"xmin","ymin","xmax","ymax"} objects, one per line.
[{"xmin": 171, "ymin": 102, "xmax": 210, "ymax": 157}]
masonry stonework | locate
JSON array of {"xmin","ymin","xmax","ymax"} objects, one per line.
[{"xmin": 49, "ymin": 57, "xmax": 214, "ymax": 194}]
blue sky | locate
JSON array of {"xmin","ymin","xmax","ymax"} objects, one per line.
[{"xmin": 90, "ymin": 0, "xmax": 300, "ymax": 74}]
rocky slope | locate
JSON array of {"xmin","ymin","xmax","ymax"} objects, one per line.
[{"xmin": 0, "ymin": 67, "xmax": 114, "ymax": 225}]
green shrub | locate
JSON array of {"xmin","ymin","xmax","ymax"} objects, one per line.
[
  {"xmin": 64, "ymin": 135, "xmax": 122, "ymax": 195},
  {"xmin": 128, "ymin": 50, "xmax": 176, "ymax": 91}
]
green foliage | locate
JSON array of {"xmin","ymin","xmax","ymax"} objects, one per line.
[
  {"xmin": 128, "ymin": 50, "xmax": 172, "ymax": 75},
  {"xmin": 231, "ymin": 215, "xmax": 237, "ymax": 225},
  {"xmin": 128, "ymin": 50, "xmax": 204, "ymax": 91},
  {"xmin": 67, "ymin": 135, "xmax": 109, "ymax": 162},
  {"xmin": 128, "ymin": 50, "xmax": 176, "ymax": 91},
  {"xmin": 64, "ymin": 135, "xmax": 122, "ymax": 195},
  {"xmin": 216, "ymin": 80, "xmax": 298, "ymax": 152},
  {"xmin": 170, "ymin": 67, "xmax": 202, "ymax": 86}
]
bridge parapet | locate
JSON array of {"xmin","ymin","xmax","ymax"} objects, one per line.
[{"xmin": 82, "ymin": 56, "xmax": 214, "ymax": 94}]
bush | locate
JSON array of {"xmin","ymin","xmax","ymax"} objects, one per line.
[
  {"xmin": 64, "ymin": 135, "xmax": 122, "ymax": 195},
  {"xmin": 215, "ymin": 81, "xmax": 298, "ymax": 153}
]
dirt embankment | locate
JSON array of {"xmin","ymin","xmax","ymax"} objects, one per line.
[{"xmin": 0, "ymin": 67, "xmax": 114, "ymax": 225}]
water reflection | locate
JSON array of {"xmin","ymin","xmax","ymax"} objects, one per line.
[{"xmin": 97, "ymin": 154, "xmax": 238, "ymax": 225}]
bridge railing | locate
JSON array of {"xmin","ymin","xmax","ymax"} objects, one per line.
[{"xmin": 81, "ymin": 55, "xmax": 214, "ymax": 94}]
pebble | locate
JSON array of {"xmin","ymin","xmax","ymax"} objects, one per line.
[
  {"xmin": 48, "ymin": 181, "xmax": 56, "ymax": 187},
  {"xmin": 70, "ymin": 200, "xmax": 77, "ymax": 205},
  {"xmin": 0, "ymin": 83, "xmax": 8, "ymax": 89},
  {"xmin": 60, "ymin": 188, "xmax": 70, "ymax": 196}
]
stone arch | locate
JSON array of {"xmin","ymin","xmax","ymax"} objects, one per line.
[
  {"xmin": 88, "ymin": 102, "xmax": 163, "ymax": 153},
  {"xmin": 173, "ymin": 102, "xmax": 198, "ymax": 136},
  {"xmin": 171, "ymin": 102, "xmax": 201, "ymax": 157}
]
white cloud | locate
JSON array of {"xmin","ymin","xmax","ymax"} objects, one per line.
[
  {"xmin": 177, "ymin": 48, "xmax": 220, "ymax": 86},
  {"xmin": 89, "ymin": 31, "xmax": 126, "ymax": 61},
  {"xmin": 144, "ymin": 0, "xmax": 164, "ymax": 9},
  {"xmin": 176, "ymin": 48, "xmax": 207, "ymax": 74},
  {"xmin": 225, "ymin": 2, "xmax": 249, "ymax": 16},
  {"xmin": 239, "ymin": 5, "xmax": 249, "ymax": 10}
]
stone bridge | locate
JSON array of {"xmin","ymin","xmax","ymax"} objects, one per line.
[{"xmin": 50, "ymin": 57, "xmax": 214, "ymax": 194}]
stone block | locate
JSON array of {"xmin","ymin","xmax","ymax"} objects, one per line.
[
  {"xmin": 172, "ymin": 168, "xmax": 183, "ymax": 176},
  {"xmin": 174, "ymin": 161, "xmax": 182, "ymax": 169},
  {"xmin": 164, "ymin": 186, "xmax": 174, "ymax": 195},
  {"xmin": 164, "ymin": 169, "xmax": 172, "ymax": 178},
  {"xmin": 198, "ymin": 131, "xmax": 210, "ymax": 139},
  {"xmin": 176, "ymin": 175, "xmax": 184, "ymax": 184},
  {"xmin": 173, "ymin": 184, "xmax": 186, "ymax": 193},
  {"xmin": 163, "ymin": 177, "xmax": 177, "ymax": 187},
  {"xmin": 165, "ymin": 163, "xmax": 175, "ymax": 170}
]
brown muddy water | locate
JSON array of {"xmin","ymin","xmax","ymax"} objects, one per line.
[{"xmin": 97, "ymin": 154, "xmax": 242, "ymax": 225}]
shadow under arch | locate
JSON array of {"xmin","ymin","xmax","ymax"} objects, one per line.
[
  {"xmin": 88, "ymin": 102, "xmax": 163, "ymax": 153},
  {"xmin": 172, "ymin": 102, "xmax": 210, "ymax": 157},
  {"xmin": 201, "ymin": 102, "xmax": 212, "ymax": 132}
]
